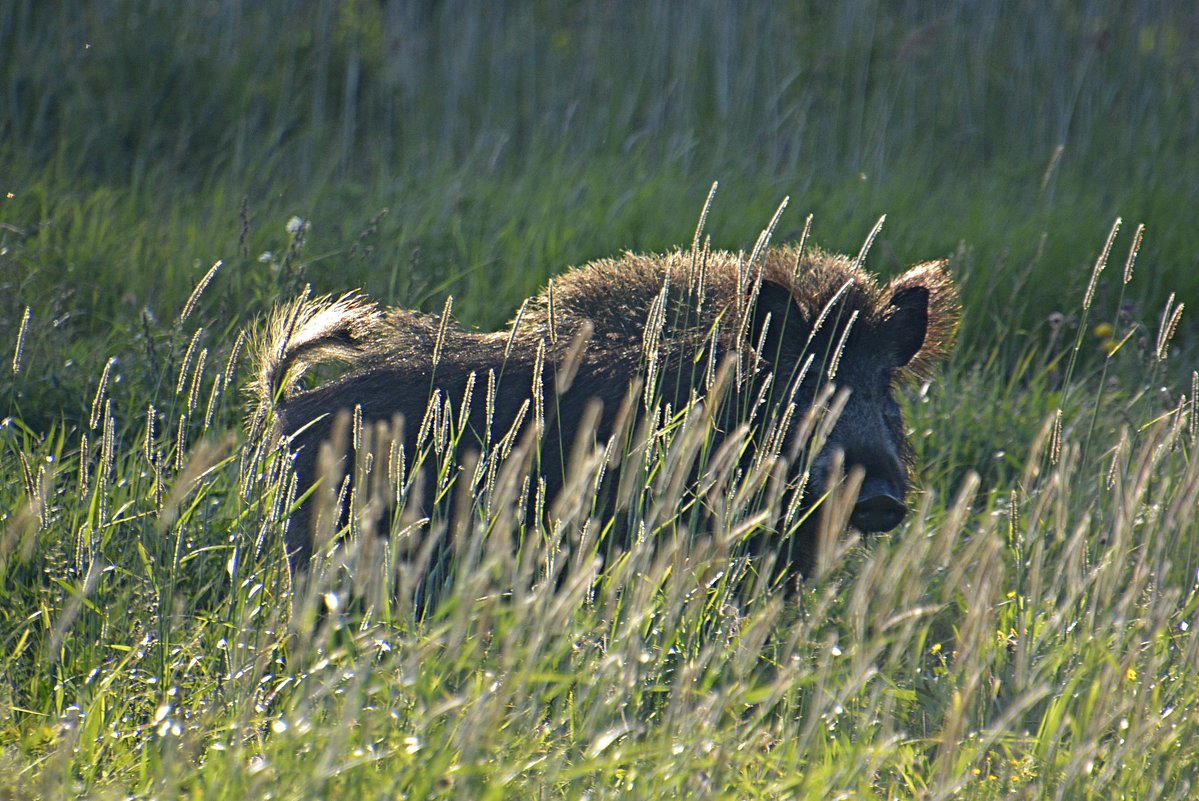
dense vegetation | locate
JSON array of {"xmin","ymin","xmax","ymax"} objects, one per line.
[{"xmin": 2, "ymin": 2, "xmax": 1197, "ymax": 797}]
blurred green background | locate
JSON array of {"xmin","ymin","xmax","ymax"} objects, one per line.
[{"xmin": 4, "ymin": 1, "xmax": 1195, "ymax": 356}]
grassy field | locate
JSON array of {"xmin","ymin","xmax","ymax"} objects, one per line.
[{"xmin": 3, "ymin": 1, "xmax": 1198, "ymax": 798}]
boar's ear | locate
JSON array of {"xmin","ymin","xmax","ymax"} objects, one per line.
[
  {"xmin": 885, "ymin": 260, "xmax": 959, "ymax": 377},
  {"xmin": 749, "ymin": 280, "xmax": 799, "ymax": 365},
  {"xmin": 885, "ymin": 285, "xmax": 929, "ymax": 367}
]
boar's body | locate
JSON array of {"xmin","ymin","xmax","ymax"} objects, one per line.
[{"xmin": 253, "ymin": 245, "xmax": 957, "ymax": 580}]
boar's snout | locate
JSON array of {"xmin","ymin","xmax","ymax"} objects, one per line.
[
  {"xmin": 819, "ymin": 430, "xmax": 909, "ymax": 535},
  {"xmin": 851, "ymin": 477, "xmax": 906, "ymax": 533}
]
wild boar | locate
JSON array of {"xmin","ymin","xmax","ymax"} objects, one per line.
[{"xmin": 251, "ymin": 242, "xmax": 958, "ymax": 585}]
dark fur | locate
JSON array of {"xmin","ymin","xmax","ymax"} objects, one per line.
[{"xmin": 250, "ymin": 244, "xmax": 958, "ymax": 582}]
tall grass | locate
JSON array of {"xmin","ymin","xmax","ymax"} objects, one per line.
[
  {"xmin": 3, "ymin": 199, "xmax": 1197, "ymax": 797},
  {"xmin": 2, "ymin": 2, "xmax": 1197, "ymax": 798}
]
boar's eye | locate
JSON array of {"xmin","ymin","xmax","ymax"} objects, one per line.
[
  {"xmin": 883, "ymin": 391, "xmax": 903, "ymax": 427},
  {"xmin": 885, "ymin": 286, "xmax": 929, "ymax": 367}
]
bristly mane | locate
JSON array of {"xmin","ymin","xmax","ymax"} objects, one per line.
[
  {"xmin": 517, "ymin": 244, "xmax": 957, "ymax": 381},
  {"xmin": 250, "ymin": 243, "xmax": 958, "ymax": 421}
]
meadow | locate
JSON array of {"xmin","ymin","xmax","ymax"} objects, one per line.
[{"xmin": 2, "ymin": 2, "xmax": 1198, "ymax": 798}]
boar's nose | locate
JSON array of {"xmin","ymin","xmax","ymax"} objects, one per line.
[{"xmin": 851, "ymin": 478, "xmax": 907, "ymax": 533}]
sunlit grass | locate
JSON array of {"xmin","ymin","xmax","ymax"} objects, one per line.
[{"xmin": 3, "ymin": 197, "xmax": 1197, "ymax": 797}]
